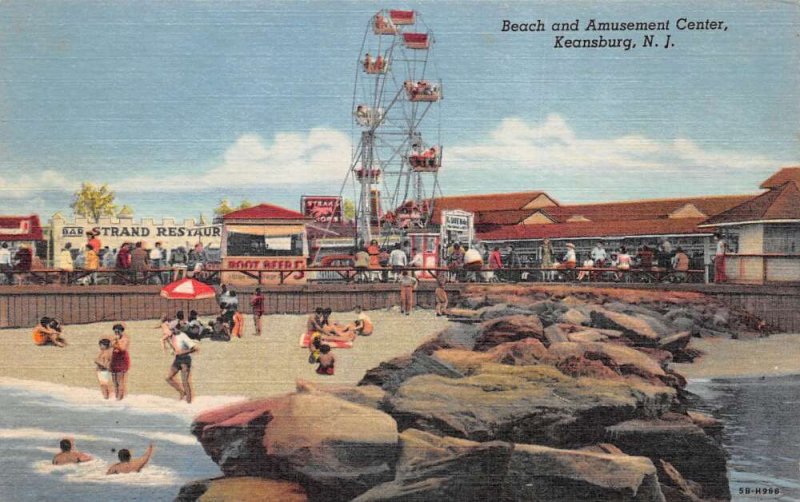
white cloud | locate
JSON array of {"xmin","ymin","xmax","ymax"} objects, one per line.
[
  {"xmin": 119, "ymin": 128, "xmax": 352, "ymax": 191},
  {"xmin": 446, "ymin": 113, "xmax": 781, "ymax": 175},
  {"xmin": 0, "ymin": 169, "xmax": 75, "ymax": 199}
]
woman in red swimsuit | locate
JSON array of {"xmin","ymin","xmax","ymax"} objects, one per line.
[{"xmin": 110, "ymin": 323, "xmax": 131, "ymax": 400}]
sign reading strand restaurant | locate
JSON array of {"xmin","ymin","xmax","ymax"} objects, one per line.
[
  {"xmin": 301, "ymin": 196, "xmax": 343, "ymax": 223},
  {"xmin": 51, "ymin": 214, "xmax": 222, "ymax": 254}
]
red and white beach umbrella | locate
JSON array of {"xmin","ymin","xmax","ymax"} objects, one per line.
[{"xmin": 159, "ymin": 278, "xmax": 216, "ymax": 300}]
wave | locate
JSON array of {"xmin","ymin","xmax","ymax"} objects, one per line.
[
  {"xmin": 0, "ymin": 427, "xmax": 114, "ymax": 443},
  {"xmin": 32, "ymin": 459, "xmax": 182, "ymax": 486},
  {"xmin": 111, "ymin": 429, "xmax": 198, "ymax": 446},
  {"xmin": 0, "ymin": 377, "xmax": 247, "ymax": 420}
]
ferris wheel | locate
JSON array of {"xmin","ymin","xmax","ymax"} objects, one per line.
[{"xmin": 347, "ymin": 9, "xmax": 443, "ymax": 247}]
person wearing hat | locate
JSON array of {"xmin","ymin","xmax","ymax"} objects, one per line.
[
  {"xmin": 558, "ymin": 243, "xmax": 577, "ymax": 270},
  {"xmin": 87, "ymin": 228, "xmax": 102, "ymax": 253}
]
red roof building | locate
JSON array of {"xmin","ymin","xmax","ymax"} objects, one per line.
[
  {"xmin": 759, "ymin": 167, "xmax": 800, "ymax": 189},
  {"xmin": 0, "ymin": 215, "xmax": 44, "ymax": 242},
  {"xmin": 223, "ymin": 204, "xmax": 307, "ymax": 222}
]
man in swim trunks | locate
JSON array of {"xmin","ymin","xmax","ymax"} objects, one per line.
[
  {"xmin": 106, "ymin": 443, "xmax": 154, "ymax": 475},
  {"xmin": 52, "ymin": 439, "xmax": 93, "ymax": 465},
  {"xmin": 163, "ymin": 328, "xmax": 199, "ymax": 403}
]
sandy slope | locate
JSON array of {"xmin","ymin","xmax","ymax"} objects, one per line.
[
  {"xmin": 0, "ymin": 309, "xmax": 449, "ymax": 400},
  {"xmin": 674, "ymin": 333, "xmax": 800, "ymax": 379}
]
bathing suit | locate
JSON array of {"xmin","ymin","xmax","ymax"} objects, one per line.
[
  {"xmin": 32, "ymin": 326, "xmax": 52, "ymax": 346},
  {"xmin": 316, "ymin": 363, "xmax": 334, "ymax": 375},
  {"xmin": 110, "ymin": 349, "xmax": 130, "ymax": 373},
  {"xmin": 172, "ymin": 353, "xmax": 192, "ymax": 370},
  {"xmin": 96, "ymin": 370, "xmax": 111, "ymax": 384}
]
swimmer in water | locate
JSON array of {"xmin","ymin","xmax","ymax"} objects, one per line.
[
  {"xmin": 52, "ymin": 438, "xmax": 93, "ymax": 465},
  {"xmin": 106, "ymin": 443, "xmax": 154, "ymax": 475}
]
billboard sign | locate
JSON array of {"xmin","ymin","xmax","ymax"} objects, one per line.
[{"xmin": 301, "ymin": 196, "xmax": 343, "ymax": 223}]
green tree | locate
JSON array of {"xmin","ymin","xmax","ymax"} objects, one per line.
[
  {"xmin": 236, "ymin": 199, "xmax": 254, "ymax": 210},
  {"xmin": 70, "ymin": 183, "xmax": 118, "ymax": 222},
  {"xmin": 343, "ymin": 199, "xmax": 356, "ymax": 221},
  {"xmin": 214, "ymin": 199, "xmax": 235, "ymax": 216}
]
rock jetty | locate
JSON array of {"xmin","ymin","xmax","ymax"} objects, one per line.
[{"xmin": 182, "ymin": 285, "xmax": 764, "ymax": 501}]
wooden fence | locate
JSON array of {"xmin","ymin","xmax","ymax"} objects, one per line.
[{"xmin": 0, "ymin": 284, "xmax": 464, "ymax": 329}]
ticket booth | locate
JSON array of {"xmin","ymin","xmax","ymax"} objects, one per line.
[
  {"xmin": 221, "ymin": 204, "xmax": 310, "ymax": 285},
  {"xmin": 408, "ymin": 231, "xmax": 440, "ymax": 280}
]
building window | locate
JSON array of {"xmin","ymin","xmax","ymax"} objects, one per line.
[
  {"xmin": 226, "ymin": 232, "xmax": 303, "ymax": 257},
  {"xmin": 763, "ymin": 224, "xmax": 800, "ymax": 254}
]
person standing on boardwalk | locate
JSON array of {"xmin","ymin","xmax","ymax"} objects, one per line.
[
  {"xmin": 250, "ymin": 287, "xmax": 265, "ymax": 336},
  {"xmin": 434, "ymin": 276, "xmax": 448, "ymax": 316},
  {"xmin": 714, "ymin": 233, "xmax": 727, "ymax": 283},
  {"xmin": 399, "ymin": 270, "xmax": 418, "ymax": 315},
  {"xmin": 110, "ymin": 323, "xmax": 131, "ymax": 401}
]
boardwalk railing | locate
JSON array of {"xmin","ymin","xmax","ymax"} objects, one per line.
[{"xmin": 0, "ymin": 265, "xmax": 706, "ymax": 286}]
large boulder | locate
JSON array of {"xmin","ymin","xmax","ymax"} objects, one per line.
[
  {"xmin": 501, "ymin": 443, "xmax": 665, "ymax": 501},
  {"xmin": 605, "ymin": 419, "xmax": 729, "ymax": 500},
  {"xmin": 176, "ymin": 477, "xmax": 308, "ymax": 502},
  {"xmin": 414, "ymin": 324, "xmax": 482, "ymax": 355},
  {"xmin": 590, "ymin": 308, "xmax": 661, "ymax": 347},
  {"xmin": 433, "ymin": 339, "xmax": 549, "ymax": 374},
  {"xmin": 547, "ymin": 341, "xmax": 667, "ymax": 385},
  {"xmin": 658, "ymin": 332, "xmax": 692, "ymax": 354},
  {"xmin": 475, "ymin": 315, "xmax": 546, "ymax": 351},
  {"xmin": 358, "ymin": 352, "xmax": 463, "ymax": 392},
  {"xmin": 192, "ymin": 392, "xmax": 400, "ymax": 501},
  {"xmin": 478, "ymin": 303, "xmax": 538, "ymax": 321},
  {"xmin": 557, "ymin": 308, "xmax": 590, "ymax": 326},
  {"xmin": 385, "ymin": 364, "xmax": 675, "ymax": 447},
  {"xmin": 353, "ymin": 429, "xmax": 513, "ymax": 501}
]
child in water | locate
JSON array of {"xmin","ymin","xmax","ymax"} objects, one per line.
[
  {"xmin": 316, "ymin": 344, "xmax": 335, "ymax": 375},
  {"xmin": 95, "ymin": 338, "xmax": 113, "ymax": 399}
]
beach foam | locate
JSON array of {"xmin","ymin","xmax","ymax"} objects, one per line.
[
  {"xmin": 0, "ymin": 377, "xmax": 246, "ymax": 420},
  {"xmin": 0, "ymin": 427, "xmax": 113, "ymax": 443},
  {"xmin": 32, "ymin": 459, "xmax": 181, "ymax": 486},
  {"xmin": 111, "ymin": 429, "xmax": 198, "ymax": 446}
]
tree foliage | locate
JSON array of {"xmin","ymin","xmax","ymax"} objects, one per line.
[
  {"xmin": 214, "ymin": 198, "xmax": 235, "ymax": 216},
  {"xmin": 343, "ymin": 199, "xmax": 356, "ymax": 220},
  {"xmin": 237, "ymin": 200, "xmax": 254, "ymax": 210},
  {"xmin": 70, "ymin": 183, "xmax": 118, "ymax": 222}
]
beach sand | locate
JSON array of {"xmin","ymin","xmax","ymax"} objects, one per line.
[
  {"xmin": 674, "ymin": 333, "xmax": 800, "ymax": 379},
  {"xmin": 0, "ymin": 309, "xmax": 450, "ymax": 400}
]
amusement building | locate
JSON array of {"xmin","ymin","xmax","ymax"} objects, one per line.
[{"xmin": 0, "ymin": 9, "xmax": 796, "ymax": 287}]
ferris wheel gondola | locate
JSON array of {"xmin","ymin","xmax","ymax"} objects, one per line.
[{"xmin": 345, "ymin": 9, "xmax": 444, "ymax": 247}]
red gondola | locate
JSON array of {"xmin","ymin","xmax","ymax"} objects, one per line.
[
  {"xmin": 373, "ymin": 13, "xmax": 398, "ymax": 34},
  {"xmin": 390, "ymin": 10, "xmax": 415, "ymax": 25},
  {"xmin": 403, "ymin": 32, "xmax": 429, "ymax": 49},
  {"xmin": 355, "ymin": 168, "xmax": 381, "ymax": 182},
  {"xmin": 404, "ymin": 80, "xmax": 442, "ymax": 102}
]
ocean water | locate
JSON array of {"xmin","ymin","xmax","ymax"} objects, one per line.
[
  {"xmin": 688, "ymin": 375, "xmax": 800, "ymax": 502},
  {"xmin": 0, "ymin": 378, "xmax": 247, "ymax": 502}
]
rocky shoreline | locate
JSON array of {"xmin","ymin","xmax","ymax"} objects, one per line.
[{"xmin": 179, "ymin": 285, "xmax": 770, "ymax": 501}]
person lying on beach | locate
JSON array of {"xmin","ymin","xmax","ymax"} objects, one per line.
[
  {"xmin": 319, "ymin": 308, "xmax": 355, "ymax": 341},
  {"xmin": 52, "ymin": 439, "xmax": 93, "ymax": 465},
  {"xmin": 106, "ymin": 444, "xmax": 154, "ymax": 475},
  {"xmin": 32, "ymin": 316, "xmax": 66, "ymax": 347},
  {"xmin": 95, "ymin": 338, "xmax": 113, "ymax": 399},
  {"xmin": 315, "ymin": 344, "xmax": 335, "ymax": 375}
]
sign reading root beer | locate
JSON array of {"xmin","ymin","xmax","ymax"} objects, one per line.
[{"xmin": 222, "ymin": 257, "xmax": 307, "ymax": 284}]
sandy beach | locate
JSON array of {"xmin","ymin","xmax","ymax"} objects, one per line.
[
  {"xmin": 674, "ymin": 333, "xmax": 800, "ymax": 379},
  {"xmin": 0, "ymin": 309, "xmax": 450, "ymax": 400}
]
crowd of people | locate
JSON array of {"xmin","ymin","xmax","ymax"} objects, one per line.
[{"xmin": 51, "ymin": 228, "xmax": 214, "ymax": 285}]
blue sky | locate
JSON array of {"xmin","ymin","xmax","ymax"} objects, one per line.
[{"xmin": 0, "ymin": 0, "xmax": 797, "ymax": 220}]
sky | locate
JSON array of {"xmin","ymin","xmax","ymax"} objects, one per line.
[{"xmin": 0, "ymin": 0, "xmax": 797, "ymax": 221}]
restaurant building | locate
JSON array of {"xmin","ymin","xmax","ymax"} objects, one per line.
[
  {"xmin": 700, "ymin": 168, "xmax": 800, "ymax": 284},
  {"xmin": 49, "ymin": 212, "xmax": 222, "ymax": 261}
]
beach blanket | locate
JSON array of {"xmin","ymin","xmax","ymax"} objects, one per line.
[{"xmin": 299, "ymin": 332, "xmax": 353, "ymax": 349}]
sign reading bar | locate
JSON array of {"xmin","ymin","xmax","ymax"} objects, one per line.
[{"xmin": 301, "ymin": 196, "xmax": 343, "ymax": 223}]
